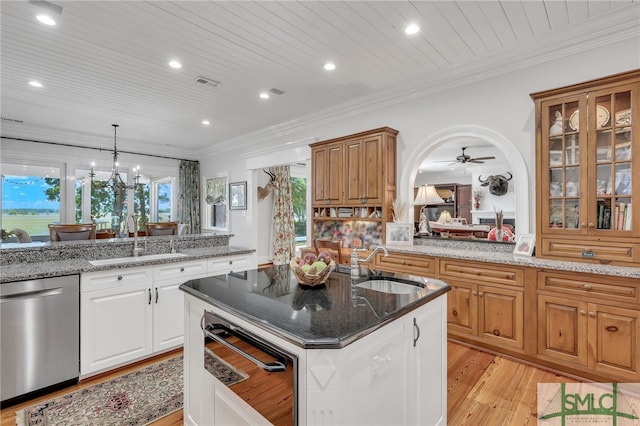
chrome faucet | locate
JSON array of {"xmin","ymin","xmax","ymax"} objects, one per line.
[
  {"xmin": 131, "ymin": 214, "xmax": 144, "ymax": 257},
  {"xmin": 169, "ymin": 239, "xmax": 176, "ymax": 254},
  {"xmin": 350, "ymin": 246, "xmax": 389, "ymax": 278}
]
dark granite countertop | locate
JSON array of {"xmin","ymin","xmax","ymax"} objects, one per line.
[
  {"xmin": 180, "ymin": 265, "xmax": 450, "ymax": 349},
  {"xmin": 0, "ymin": 246, "xmax": 254, "ymax": 283}
]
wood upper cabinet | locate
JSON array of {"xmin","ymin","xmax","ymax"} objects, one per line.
[
  {"xmin": 345, "ymin": 135, "xmax": 384, "ymax": 204},
  {"xmin": 310, "ymin": 127, "xmax": 397, "ymax": 245},
  {"xmin": 312, "ymin": 141, "xmax": 344, "ymax": 205},
  {"xmin": 531, "ymin": 70, "xmax": 640, "ymax": 266}
]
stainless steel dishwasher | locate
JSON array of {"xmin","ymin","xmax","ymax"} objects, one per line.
[{"xmin": 1, "ymin": 275, "xmax": 80, "ymax": 406}]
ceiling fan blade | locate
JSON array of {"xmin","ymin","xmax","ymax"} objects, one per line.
[
  {"xmin": 434, "ymin": 159, "xmax": 456, "ymax": 162},
  {"xmin": 469, "ymin": 160, "xmax": 485, "ymax": 164},
  {"xmin": 470, "ymin": 156, "xmax": 496, "ymax": 161}
]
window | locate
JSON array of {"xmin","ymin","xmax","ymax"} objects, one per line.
[
  {"xmin": 290, "ymin": 168, "xmax": 307, "ymax": 246},
  {"xmin": 150, "ymin": 177, "xmax": 174, "ymax": 222},
  {"xmin": 1, "ymin": 163, "xmax": 62, "ymax": 240}
]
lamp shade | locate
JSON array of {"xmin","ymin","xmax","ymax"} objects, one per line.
[
  {"xmin": 414, "ymin": 185, "xmax": 444, "ymax": 205},
  {"xmin": 437, "ymin": 210, "xmax": 452, "ymax": 223}
]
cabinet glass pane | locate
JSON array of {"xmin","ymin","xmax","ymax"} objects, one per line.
[
  {"xmin": 549, "ymin": 199, "xmax": 563, "ymax": 228},
  {"xmin": 614, "ymin": 163, "xmax": 632, "ymax": 196},
  {"xmin": 565, "ymin": 135, "xmax": 579, "ymax": 166},
  {"xmin": 550, "ymin": 169, "xmax": 563, "ymax": 197},
  {"xmin": 565, "ymin": 167, "xmax": 579, "ymax": 197},
  {"xmin": 596, "ymin": 130, "xmax": 612, "ymax": 163},
  {"xmin": 596, "ymin": 164, "xmax": 612, "ymax": 196},
  {"xmin": 564, "ymin": 200, "xmax": 580, "ymax": 229},
  {"xmin": 596, "ymin": 199, "xmax": 613, "ymax": 230}
]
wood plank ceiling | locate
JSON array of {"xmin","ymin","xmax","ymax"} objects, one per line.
[{"xmin": 1, "ymin": 1, "xmax": 637, "ymax": 156}]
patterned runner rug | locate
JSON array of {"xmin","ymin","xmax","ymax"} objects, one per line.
[{"xmin": 16, "ymin": 349, "xmax": 248, "ymax": 426}]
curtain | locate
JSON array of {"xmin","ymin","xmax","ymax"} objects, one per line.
[
  {"xmin": 271, "ymin": 165, "xmax": 296, "ymax": 265},
  {"xmin": 178, "ymin": 160, "xmax": 200, "ymax": 234}
]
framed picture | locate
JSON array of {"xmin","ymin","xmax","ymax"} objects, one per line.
[
  {"xmin": 204, "ymin": 176, "xmax": 228, "ymax": 230},
  {"xmin": 513, "ymin": 234, "xmax": 535, "ymax": 256},
  {"xmin": 229, "ymin": 181, "xmax": 247, "ymax": 210},
  {"xmin": 386, "ymin": 222, "xmax": 413, "ymax": 246}
]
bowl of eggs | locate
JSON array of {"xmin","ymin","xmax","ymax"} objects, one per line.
[{"xmin": 290, "ymin": 252, "xmax": 335, "ymax": 287}]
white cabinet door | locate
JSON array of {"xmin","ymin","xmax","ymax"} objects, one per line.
[
  {"xmin": 153, "ymin": 278, "xmax": 186, "ymax": 352},
  {"xmin": 406, "ymin": 295, "xmax": 447, "ymax": 426},
  {"xmin": 81, "ymin": 281, "xmax": 153, "ymax": 376}
]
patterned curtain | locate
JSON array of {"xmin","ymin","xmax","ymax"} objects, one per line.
[
  {"xmin": 271, "ymin": 165, "xmax": 296, "ymax": 265},
  {"xmin": 178, "ymin": 160, "xmax": 200, "ymax": 234}
]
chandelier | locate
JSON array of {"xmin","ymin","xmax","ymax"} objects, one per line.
[{"xmin": 89, "ymin": 124, "xmax": 140, "ymax": 192}]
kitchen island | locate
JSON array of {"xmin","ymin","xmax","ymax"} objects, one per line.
[{"xmin": 180, "ymin": 265, "xmax": 450, "ymax": 426}]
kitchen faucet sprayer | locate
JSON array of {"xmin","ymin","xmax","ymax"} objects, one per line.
[
  {"xmin": 350, "ymin": 245, "xmax": 389, "ymax": 278},
  {"xmin": 131, "ymin": 214, "xmax": 144, "ymax": 257}
]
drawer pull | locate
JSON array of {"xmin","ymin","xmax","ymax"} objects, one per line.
[
  {"xmin": 117, "ymin": 275, "xmax": 123, "ymax": 281},
  {"xmin": 606, "ymin": 326, "xmax": 618, "ymax": 333},
  {"xmin": 583, "ymin": 284, "xmax": 592, "ymax": 290},
  {"xmin": 148, "ymin": 288, "xmax": 152, "ymax": 305},
  {"xmin": 180, "ymin": 267, "xmax": 185, "ymax": 272},
  {"xmin": 492, "ymin": 329, "xmax": 500, "ymax": 336},
  {"xmin": 452, "ymin": 309, "xmax": 458, "ymax": 317}
]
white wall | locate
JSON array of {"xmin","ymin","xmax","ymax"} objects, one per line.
[{"xmin": 200, "ymin": 38, "xmax": 639, "ymax": 250}]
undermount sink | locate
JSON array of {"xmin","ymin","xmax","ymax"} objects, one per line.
[
  {"xmin": 89, "ymin": 252, "xmax": 187, "ymax": 266},
  {"xmin": 355, "ymin": 279, "xmax": 425, "ymax": 295}
]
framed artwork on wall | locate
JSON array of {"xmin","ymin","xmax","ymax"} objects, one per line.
[{"xmin": 230, "ymin": 181, "xmax": 247, "ymax": 210}]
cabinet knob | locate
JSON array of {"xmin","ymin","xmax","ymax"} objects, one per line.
[
  {"xmin": 588, "ymin": 223, "xmax": 595, "ymax": 228},
  {"xmin": 583, "ymin": 284, "xmax": 592, "ymax": 290},
  {"xmin": 492, "ymin": 329, "xmax": 501, "ymax": 336},
  {"xmin": 180, "ymin": 267, "xmax": 185, "ymax": 272},
  {"xmin": 580, "ymin": 222, "xmax": 587, "ymax": 228},
  {"xmin": 579, "ymin": 310, "xmax": 586, "ymax": 315},
  {"xmin": 478, "ymin": 292, "xmax": 484, "ymax": 297},
  {"xmin": 588, "ymin": 311, "xmax": 596, "ymax": 317},
  {"xmin": 117, "ymin": 275, "xmax": 123, "ymax": 281},
  {"xmin": 472, "ymin": 290, "xmax": 477, "ymax": 296},
  {"xmin": 606, "ymin": 326, "xmax": 619, "ymax": 333}
]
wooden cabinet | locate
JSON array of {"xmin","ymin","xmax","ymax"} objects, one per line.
[
  {"xmin": 531, "ymin": 70, "xmax": 640, "ymax": 266},
  {"xmin": 537, "ymin": 271, "xmax": 640, "ymax": 380},
  {"xmin": 312, "ymin": 141, "xmax": 344, "ymax": 205},
  {"xmin": 440, "ymin": 259, "xmax": 525, "ymax": 350},
  {"xmin": 310, "ymin": 127, "xmax": 397, "ymax": 246}
]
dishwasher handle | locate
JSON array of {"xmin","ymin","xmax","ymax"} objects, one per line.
[
  {"xmin": 201, "ymin": 322, "xmax": 287, "ymax": 373},
  {"xmin": 0, "ymin": 287, "xmax": 63, "ymax": 303}
]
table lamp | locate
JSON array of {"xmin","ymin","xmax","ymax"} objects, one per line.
[{"xmin": 414, "ymin": 185, "xmax": 444, "ymax": 235}]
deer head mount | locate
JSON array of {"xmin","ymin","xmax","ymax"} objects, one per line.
[{"xmin": 258, "ymin": 169, "xmax": 276, "ymax": 200}]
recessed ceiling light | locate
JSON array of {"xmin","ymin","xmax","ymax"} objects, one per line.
[
  {"xmin": 323, "ymin": 62, "xmax": 336, "ymax": 71},
  {"xmin": 405, "ymin": 23, "xmax": 420, "ymax": 35},
  {"xmin": 36, "ymin": 14, "xmax": 56, "ymax": 25},
  {"xmin": 202, "ymin": 120, "xmax": 210, "ymax": 126},
  {"xmin": 168, "ymin": 60, "xmax": 182, "ymax": 69},
  {"xmin": 259, "ymin": 92, "xmax": 270, "ymax": 100},
  {"xmin": 28, "ymin": 80, "xmax": 43, "ymax": 88}
]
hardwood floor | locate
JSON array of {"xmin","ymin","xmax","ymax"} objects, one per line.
[{"xmin": 1, "ymin": 342, "xmax": 577, "ymax": 426}]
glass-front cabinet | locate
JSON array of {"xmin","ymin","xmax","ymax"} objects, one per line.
[{"xmin": 532, "ymin": 70, "xmax": 639, "ymax": 266}]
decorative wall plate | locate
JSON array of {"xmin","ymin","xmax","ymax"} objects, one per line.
[{"xmin": 568, "ymin": 105, "xmax": 610, "ymax": 131}]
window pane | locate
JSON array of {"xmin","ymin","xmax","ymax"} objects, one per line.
[
  {"xmin": 1, "ymin": 165, "xmax": 61, "ymax": 239},
  {"xmin": 156, "ymin": 181, "xmax": 172, "ymax": 221},
  {"xmin": 291, "ymin": 176, "xmax": 307, "ymax": 245}
]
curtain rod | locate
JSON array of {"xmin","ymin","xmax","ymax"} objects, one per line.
[{"xmin": 1, "ymin": 136, "xmax": 198, "ymax": 163}]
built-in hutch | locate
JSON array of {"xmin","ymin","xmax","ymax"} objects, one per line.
[
  {"xmin": 531, "ymin": 69, "xmax": 639, "ymax": 267},
  {"xmin": 310, "ymin": 127, "xmax": 397, "ymax": 250}
]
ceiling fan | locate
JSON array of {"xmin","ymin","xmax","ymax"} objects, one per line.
[{"xmin": 437, "ymin": 147, "xmax": 496, "ymax": 165}]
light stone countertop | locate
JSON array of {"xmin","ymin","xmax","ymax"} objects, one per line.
[
  {"xmin": 392, "ymin": 240, "xmax": 639, "ymax": 279},
  {"xmin": 0, "ymin": 245, "xmax": 254, "ymax": 283}
]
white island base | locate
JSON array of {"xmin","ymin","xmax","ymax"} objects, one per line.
[{"xmin": 183, "ymin": 291, "xmax": 447, "ymax": 426}]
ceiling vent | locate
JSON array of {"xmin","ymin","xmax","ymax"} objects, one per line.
[
  {"xmin": 269, "ymin": 88, "xmax": 285, "ymax": 95},
  {"xmin": 195, "ymin": 76, "xmax": 220, "ymax": 88}
]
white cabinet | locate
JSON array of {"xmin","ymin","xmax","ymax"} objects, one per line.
[
  {"xmin": 207, "ymin": 254, "xmax": 252, "ymax": 275},
  {"xmin": 81, "ymin": 258, "xmax": 208, "ymax": 377},
  {"xmin": 81, "ymin": 267, "xmax": 153, "ymax": 376}
]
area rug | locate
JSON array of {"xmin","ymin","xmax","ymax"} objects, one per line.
[{"xmin": 16, "ymin": 349, "xmax": 248, "ymax": 426}]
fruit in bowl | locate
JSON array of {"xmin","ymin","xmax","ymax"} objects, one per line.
[{"xmin": 290, "ymin": 252, "xmax": 335, "ymax": 286}]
